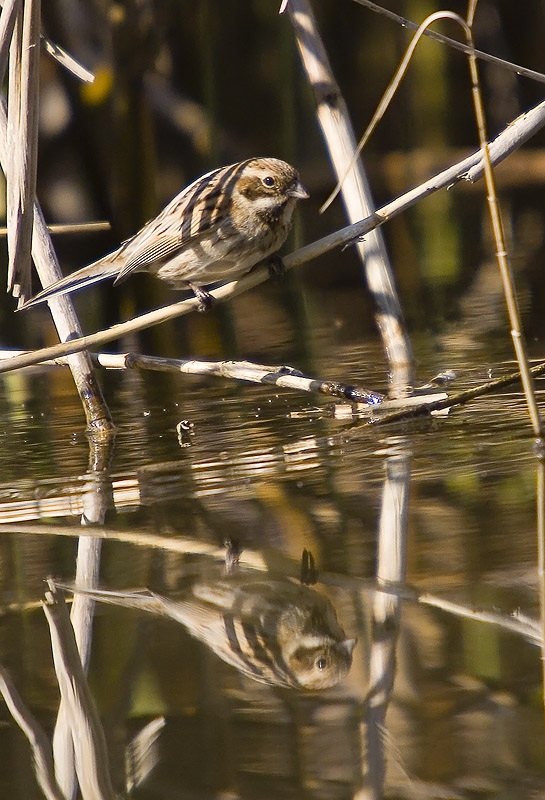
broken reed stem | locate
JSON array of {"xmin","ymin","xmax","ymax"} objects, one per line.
[
  {"xmin": 40, "ymin": 35, "xmax": 94, "ymax": 83},
  {"xmin": 0, "ymin": 349, "xmax": 385, "ymax": 403},
  {"xmin": 6, "ymin": 0, "xmax": 43, "ymax": 300},
  {"xmin": 0, "ymin": 93, "xmax": 114, "ymax": 432},
  {"xmin": 3, "ymin": 94, "xmax": 545, "ymax": 375},
  {"xmin": 92, "ymin": 352, "xmax": 384, "ymax": 404},
  {"xmin": 0, "ymin": 0, "xmax": 18, "ymax": 86},
  {"xmin": 0, "ymin": 5, "xmax": 110, "ymax": 431},
  {"xmin": 362, "ymin": 359, "xmax": 545, "ymax": 424},
  {"xmin": 7, "ymin": 0, "xmax": 41, "ymax": 301},
  {"xmin": 2, "ymin": 347, "xmax": 543, "ymax": 422},
  {"xmin": 7, "ymin": 1, "xmax": 24, "ymax": 295}
]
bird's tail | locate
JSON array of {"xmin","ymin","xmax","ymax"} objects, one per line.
[
  {"xmin": 54, "ymin": 582, "xmax": 165, "ymax": 614},
  {"xmin": 54, "ymin": 581, "xmax": 202, "ymax": 630},
  {"xmin": 19, "ymin": 254, "xmax": 122, "ymax": 310}
]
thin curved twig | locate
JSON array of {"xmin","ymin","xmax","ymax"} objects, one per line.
[{"xmin": 351, "ymin": 0, "xmax": 545, "ymax": 85}]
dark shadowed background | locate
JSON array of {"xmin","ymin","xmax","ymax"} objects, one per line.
[{"xmin": 1, "ymin": 2, "xmax": 545, "ymax": 798}]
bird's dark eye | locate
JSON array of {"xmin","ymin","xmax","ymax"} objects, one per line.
[
  {"xmin": 262, "ymin": 175, "xmax": 276, "ymax": 188},
  {"xmin": 316, "ymin": 657, "xmax": 328, "ymax": 671}
]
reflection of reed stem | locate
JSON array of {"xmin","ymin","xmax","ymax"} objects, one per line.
[
  {"xmin": 43, "ymin": 582, "xmax": 116, "ymax": 800},
  {"xmin": 361, "ymin": 451, "xmax": 410, "ymax": 798},
  {"xmin": 0, "ymin": 664, "xmax": 65, "ymax": 800},
  {"xmin": 53, "ymin": 433, "xmax": 114, "ymax": 799},
  {"xmin": 53, "ymin": 534, "xmax": 104, "ymax": 800}
]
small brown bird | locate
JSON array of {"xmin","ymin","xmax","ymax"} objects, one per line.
[
  {"xmin": 56, "ymin": 558, "xmax": 355, "ymax": 691},
  {"xmin": 22, "ymin": 157, "xmax": 308, "ymax": 310}
]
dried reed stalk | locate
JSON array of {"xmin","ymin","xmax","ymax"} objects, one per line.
[
  {"xmin": 6, "ymin": 0, "xmax": 39, "ymax": 301},
  {"xmin": 287, "ymin": 0, "xmax": 414, "ymax": 395},
  {"xmin": 0, "ymin": 4, "xmax": 113, "ymax": 432}
]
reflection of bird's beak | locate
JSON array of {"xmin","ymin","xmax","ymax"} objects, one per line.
[
  {"xmin": 341, "ymin": 638, "xmax": 357, "ymax": 657},
  {"xmin": 289, "ymin": 181, "xmax": 309, "ymax": 200}
]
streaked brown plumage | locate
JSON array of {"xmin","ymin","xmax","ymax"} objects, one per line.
[
  {"xmin": 55, "ymin": 562, "xmax": 355, "ymax": 691},
  {"xmin": 22, "ymin": 158, "xmax": 308, "ymax": 310}
]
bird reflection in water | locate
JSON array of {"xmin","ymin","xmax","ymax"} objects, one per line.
[{"xmin": 58, "ymin": 543, "xmax": 356, "ymax": 691}]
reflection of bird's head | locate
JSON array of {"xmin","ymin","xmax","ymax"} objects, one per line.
[
  {"xmin": 179, "ymin": 570, "xmax": 357, "ymax": 692},
  {"xmin": 55, "ymin": 544, "xmax": 356, "ymax": 693},
  {"xmin": 254, "ymin": 580, "xmax": 357, "ymax": 691},
  {"xmin": 287, "ymin": 635, "xmax": 357, "ymax": 691}
]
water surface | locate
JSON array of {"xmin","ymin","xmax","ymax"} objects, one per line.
[{"xmin": 0, "ymin": 287, "xmax": 543, "ymax": 799}]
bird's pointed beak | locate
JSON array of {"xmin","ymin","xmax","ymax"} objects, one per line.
[{"xmin": 289, "ymin": 180, "xmax": 309, "ymax": 200}]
